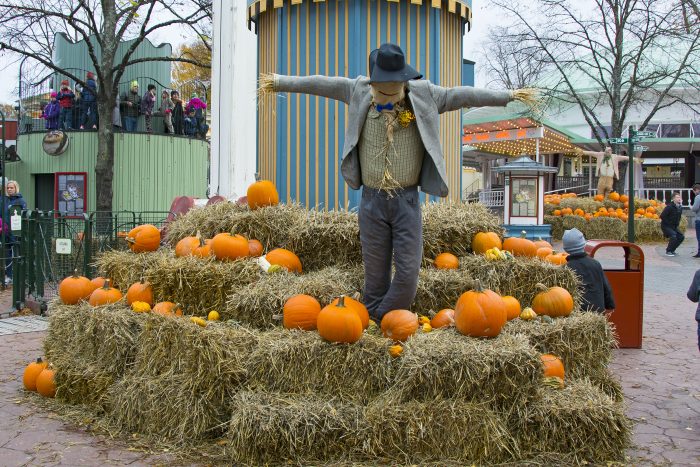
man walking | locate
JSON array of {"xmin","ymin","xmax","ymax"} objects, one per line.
[{"xmin": 660, "ymin": 192, "xmax": 684, "ymax": 257}]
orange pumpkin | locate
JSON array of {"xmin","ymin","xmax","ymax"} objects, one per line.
[
  {"xmin": 454, "ymin": 281, "xmax": 507, "ymax": 338},
  {"xmin": 594, "ymin": 194, "xmax": 604, "ymax": 202},
  {"xmin": 549, "ymin": 198, "xmax": 561, "ymax": 205},
  {"xmin": 434, "ymin": 252, "xmax": 459, "ymax": 270},
  {"xmin": 248, "ymin": 239, "xmax": 264, "ymax": 257},
  {"xmin": 23, "ymin": 357, "xmax": 48, "ymax": 391},
  {"xmin": 192, "ymin": 238, "xmax": 212, "ymax": 258},
  {"xmin": 646, "ymin": 206, "xmax": 656, "ymax": 214},
  {"xmin": 636, "ymin": 208, "xmax": 645, "ymax": 215},
  {"xmin": 331, "ymin": 296, "xmax": 369, "ymax": 329},
  {"xmin": 317, "ymin": 296, "xmax": 363, "ymax": 344},
  {"xmin": 502, "ymin": 296, "xmax": 521, "ymax": 321},
  {"xmin": 381, "ymin": 309, "xmax": 419, "ymax": 342},
  {"xmin": 561, "ymin": 208, "xmax": 573, "ymax": 216},
  {"xmin": 471, "ymin": 232, "xmax": 502, "ymax": 254},
  {"xmin": 608, "ymin": 192, "xmax": 620, "ymax": 201},
  {"xmin": 58, "ymin": 270, "xmax": 94, "ymax": 305},
  {"xmin": 431, "ymin": 308, "xmax": 455, "ymax": 328},
  {"xmin": 88, "ymin": 279, "xmax": 123, "ymax": 306},
  {"xmin": 126, "ymin": 279, "xmax": 154, "ymax": 306},
  {"xmin": 36, "ymin": 368, "xmax": 56, "ymax": 398},
  {"xmin": 503, "ymin": 231, "xmax": 537, "ymax": 257},
  {"xmin": 266, "ymin": 248, "xmax": 303, "ymax": 273},
  {"xmin": 619, "ymin": 194, "xmax": 629, "ymax": 203},
  {"xmin": 247, "ymin": 178, "xmax": 280, "ymax": 210},
  {"xmin": 536, "ymin": 246, "xmax": 553, "ymax": 259},
  {"xmin": 175, "ymin": 234, "xmax": 203, "ymax": 257},
  {"xmin": 573, "ymin": 208, "xmax": 585, "ymax": 217},
  {"xmin": 126, "ymin": 224, "xmax": 161, "ymax": 252},
  {"xmin": 541, "ymin": 354, "xmax": 565, "ymax": 379},
  {"xmin": 152, "ymin": 301, "xmax": 184, "ymax": 317},
  {"xmin": 533, "ymin": 237, "xmax": 552, "ymax": 249},
  {"xmin": 283, "ymin": 294, "xmax": 321, "ymax": 331},
  {"xmin": 532, "ymin": 284, "xmax": 574, "ymax": 318},
  {"xmin": 211, "ymin": 233, "xmax": 249, "ymax": 261},
  {"xmin": 553, "ymin": 209, "xmax": 562, "ymax": 216},
  {"xmin": 90, "ymin": 276, "xmax": 107, "ymax": 290},
  {"xmin": 545, "ymin": 252, "xmax": 568, "ymax": 266}
]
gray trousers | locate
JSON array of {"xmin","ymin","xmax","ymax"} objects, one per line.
[{"xmin": 359, "ymin": 186, "xmax": 422, "ymax": 322}]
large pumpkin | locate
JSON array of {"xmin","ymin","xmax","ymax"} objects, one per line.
[
  {"xmin": 502, "ymin": 231, "xmax": 537, "ymax": 257},
  {"xmin": 317, "ymin": 296, "xmax": 363, "ymax": 344},
  {"xmin": 211, "ymin": 233, "xmax": 249, "ymax": 261},
  {"xmin": 532, "ymin": 284, "xmax": 574, "ymax": 317},
  {"xmin": 247, "ymin": 178, "xmax": 280, "ymax": 210},
  {"xmin": 36, "ymin": 368, "xmax": 56, "ymax": 398},
  {"xmin": 472, "ymin": 232, "xmax": 502, "ymax": 254},
  {"xmin": 248, "ymin": 239, "xmax": 264, "ymax": 257},
  {"xmin": 331, "ymin": 296, "xmax": 369, "ymax": 329},
  {"xmin": 23, "ymin": 357, "xmax": 48, "ymax": 391},
  {"xmin": 58, "ymin": 270, "xmax": 93, "ymax": 304},
  {"xmin": 434, "ymin": 252, "xmax": 459, "ymax": 270},
  {"xmin": 541, "ymin": 354, "xmax": 565, "ymax": 379},
  {"xmin": 126, "ymin": 279, "xmax": 154, "ymax": 306},
  {"xmin": 126, "ymin": 224, "xmax": 161, "ymax": 252},
  {"xmin": 381, "ymin": 309, "xmax": 419, "ymax": 342},
  {"xmin": 502, "ymin": 295, "xmax": 521, "ymax": 321},
  {"xmin": 266, "ymin": 248, "xmax": 302, "ymax": 273},
  {"xmin": 431, "ymin": 308, "xmax": 455, "ymax": 328},
  {"xmin": 283, "ymin": 294, "xmax": 321, "ymax": 331},
  {"xmin": 175, "ymin": 233, "xmax": 203, "ymax": 257},
  {"xmin": 153, "ymin": 301, "xmax": 184, "ymax": 317},
  {"xmin": 88, "ymin": 279, "xmax": 123, "ymax": 306},
  {"xmin": 454, "ymin": 281, "xmax": 507, "ymax": 338}
]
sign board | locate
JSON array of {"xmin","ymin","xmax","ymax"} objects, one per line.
[
  {"xmin": 55, "ymin": 238, "xmax": 72, "ymax": 255},
  {"xmin": 633, "ymin": 145, "xmax": 649, "ymax": 152},
  {"xmin": 10, "ymin": 213, "xmax": 21, "ymax": 232},
  {"xmin": 462, "ymin": 126, "xmax": 544, "ymax": 145},
  {"xmin": 635, "ymin": 131, "xmax": 656, "ymax": 138},
  {"xmin": 607, "ymin": 138, "xmax": 627, "ymax": 144}
]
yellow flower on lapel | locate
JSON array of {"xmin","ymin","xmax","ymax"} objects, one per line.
[{"xmin": 397, "ymin": 109, "xmax": 415, "ymax": 127}]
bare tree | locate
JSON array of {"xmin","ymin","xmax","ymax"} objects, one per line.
[{"xmin": 0, "ymin": 0, "xmax": 211, "ymax": 212}]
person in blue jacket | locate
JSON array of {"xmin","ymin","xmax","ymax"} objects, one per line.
[
  {"xmin": 41, "ymin": 92, "xmax": 60, "ymax": 130},
  {"xmin": 1, "ymin": 181, "xmax": 27, "ymax": 284},
  {"xmin": 81, "ymin": 71, "xmax": 98, "ymax": 129}
]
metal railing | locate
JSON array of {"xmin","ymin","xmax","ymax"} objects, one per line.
[{"xmin": 478, "ymin": 189, "xmax": 505, "ymax": 208}]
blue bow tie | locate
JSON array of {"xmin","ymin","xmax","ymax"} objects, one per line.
[{"xmin": 375, "ymin": 103, "xmax": 394, "ymax": 112}]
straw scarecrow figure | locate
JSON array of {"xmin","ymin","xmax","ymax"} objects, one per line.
[
  {"xmin": 576, "ymin": 147, "xmax": 642, "ymax": 198},
  {"xmin": 259, "ymin": 43, "xmax": 538, "ymax": 323}
]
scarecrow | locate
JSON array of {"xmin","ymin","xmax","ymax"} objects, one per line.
[
  {"xmin": 260, "ymin": 43, "xmax": 537, "ymax": 322},
  {"xmin": 576, "ymin": 147, "xmax": 642, "ymax": 198}
]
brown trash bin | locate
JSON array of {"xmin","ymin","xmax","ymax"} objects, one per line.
[{"xmin": 584, "ymin": 240, "xmax": 644, "ymax": 349}]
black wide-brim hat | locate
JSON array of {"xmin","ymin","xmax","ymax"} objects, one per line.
[{"xmin": 369, "ymin": 43, "xmax": 422, "ymax": 83}]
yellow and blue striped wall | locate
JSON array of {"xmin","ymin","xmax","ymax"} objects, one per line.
[{"xmin": 250, "ymin": 0, "xmax": 472, "ymax": 209}]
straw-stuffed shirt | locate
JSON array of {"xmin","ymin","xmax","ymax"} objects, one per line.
[
  {"xmin": 599, "ymin": 156, "xmax": 615, "ymax": 177},
  {"xmin": 358, "ymin": 106, "xmax": 424, "ymax": 190}
]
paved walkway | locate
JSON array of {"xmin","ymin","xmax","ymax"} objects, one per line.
[{"xmin": 0, "ymin": 237, "xmax": 699, "ymax": 466}]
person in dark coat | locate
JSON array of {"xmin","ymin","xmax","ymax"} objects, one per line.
[
  {"xmin": 81, "ymin": 71, "xmax": 98, "ymax": 129},
  {"xmin": 563, "ymin": 228, "xmax": 615, "ymax": 314},
  {"xmin": 1, "ymin": 181, "xmax": 27, "ymax": 284},
  {"xmin": 686, "ymin": 269, "xmax": 700, "ymax": 351},
  {"xmin": 659, "ymin": 192, "xmax": 684, "ymax": 257},
  {"xmin": 171, "ymin": 90, "xmax": 185, "ymax": 135},
  {"xmin": 42, "ymin": 92, "xmax": 61, "ymax": 130}
]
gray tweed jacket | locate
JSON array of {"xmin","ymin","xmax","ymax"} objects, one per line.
[{"xmin": 274, "ymin": 74, "xmax": 513, "ymax": 197}]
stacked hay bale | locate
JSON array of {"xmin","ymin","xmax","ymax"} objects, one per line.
[{"xmin": 43, "ymin": 201, "xmax": 630, "ymax": 464}]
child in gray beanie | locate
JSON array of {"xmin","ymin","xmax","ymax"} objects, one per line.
[{"xmin": 562, "ymin": 228, "xmax": 616, "ymax": 314}]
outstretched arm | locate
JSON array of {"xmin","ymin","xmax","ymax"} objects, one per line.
[
  {"xmin": 261, "ymin": 73, "xmax": 356, "ymax": 104},
  {"xmin": 429, "ymin": 83, "xmax": 515, "ymax": 113},
  {"xmin": 577, "ymin": 149, "xmax": 604, "ymax": 159}
]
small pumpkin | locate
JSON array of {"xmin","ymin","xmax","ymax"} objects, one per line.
[
  {"xmin": 36, "ymin": 368, "xmax": 56, "ymax": 398},
  {"xmin": 126, "ymin": 224, "xmax": 161, "ymax": 253},
  {"xmin": 502, "ymin": 231, "xmax": 537, "ymax": 257},
  {"xmin": 211, "ymin": 233, "xmax": 250, "ymax": 261},
  {"xmin": 430, "ymin": 309, "xmax": 455, "ymax": 328},
  {"xmin": 454, "ymin": 281, "xmax": 507, "ymax": 338},
  {"xmin": 434, "ymin": 252, "xmax": 459, "ymax": 270},
  {"xmin": 90, "ymin": 276, "xmax": 107, "ymax": 290},
  {"xmin": 175, "ymin": 232, "xmax": 204, "ymax": 257},
  {"xmin": 418, "ymin": 316, "xmax": 431, "ymax": 325},
  {"xmin": 532, "ymin": 284, "xmax": 574, "ymax": 318},
  {"xmin": 266, "ymin": 248, "xmax": 303, "ymax": 273},
  {"xmin": 545, "ymin": 252, "xmax": 568, "ymax": 266},
  {"xmin": 247, "ymin": 177, "xmax": 280, "ymax": 210},
  {"xmin": 388, "ymin": 344, "xmax": 403, "ymax": 358},
  {"xmin": 541, "ymin": 354, "xmax": 565, "ymax": 380},
  {"xmin": 190, "ymin": 316, "xmax": 208, "ymax": 327},
  {"xmin": 381, "ymin": 309, "xmax": 419, "ymax": 342},
  {"xmin": 58, "ymin": 270, "xmax": 93, "ymax": 304},
  {"xmin": 192, "ymin": 238, "xmax": 213, "ymax": 258},
  {"xmin": 23, "ymin": 358, "xmax": 48, "ymax": 391},
  {"xmin": 533, "ymin": 237, "xmax": 552, "ymax": 249},
  {"xmin": 502, "ymin": 295, "xmax": 521, "ymax": 321},
  {"xmin": 608, "ymin": 191, "xmax": 620, "ymax": 201},
  {"xmin": 317, "ymin": 296, "xmax": 363, "ymax": 344},
  {"xmin": 520, "ymin": 307, "xmax": 537, "ymax": 321},
  {"xmin": 248, "ymin": 239, "xmax": 264, "ymax": 257},
  {"xmin": 536, "ymin": 246, "xmax": 553, "ymax": 259},
  {"xmin": 88, "ymin": 279, "xmax": 123, "ymax": 306},
  {"xmin": 126, "ymin": 278, "xmax": 153, "ymax": 306},
  {"xmin": 153, "ymin": 301, "xmax": 184, "ymax": 317},
  {"xmin": 283, "ymin": 294, "xmax": 322, "ymax": 331},
  {"xmin": 208, "ymin": 310, "xmax": 220, "ymax": 321},
  {"xmin": 331, "ymin": 296, "xmax": 369, "ymax": 330},
  {"xmin": 131, "ymin": 301, "xmax": 151, "ymax": 313},
  {"xmin": 422, "ymin": 322, "xmax": 433, "ymax": 333},
  {"xmin": 472, "ymin": 232, "xmax": 502, "ymax": 254}
]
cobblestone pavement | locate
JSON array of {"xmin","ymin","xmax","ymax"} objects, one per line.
[{"xmin": 0, "ymin": 237, "xmax": 699, "ymax": 466}]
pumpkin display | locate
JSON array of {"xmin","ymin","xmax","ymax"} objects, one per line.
[
  {"xmin": 502, "ymin": 295, "xmax": 521, "ymax": 321},
  {"xmin": 266, "ymin": 248, "xmax": 303, "ymax": 273},
  {"xmin": 532, "ymin": 284, "xmax": 574, "ymax": 317},
  {"xmin": 388, "ymin": 344, "xmax": 403, "ymax": 358},
  {"xmin": 131, "ymin": 301, "xmax": 151, "ymax": 313},
  {"xmin": 283, "ymin": 294, "xmax": 322, "ymax": 331},
  {"xmin": 620, "ymin": 194, "xmax": 629, "ymax": 203},
  {"xmin": 381, "ymin": 309, "xmax": 419, "ymax": 342},
  {"xmin": 430, "ymin": 309, "xmax": 455, "ymax": 328},
  {"xmin": 502, "ymin": 231, "xmax": 537, "ymax": 257},
  {"xmin": 175, "ymin": 233, "xmax": 203, "ymax": 257},
  {"xmin": 593, "ymin": 194, "xmax": 604, "ymax": 202},
  {"xmin": 58, "ymin": 270, "xmax": 93, "ymax": 305},
  {"xmin": 541, "ymin": 354, "xmax": 565, "ymax": 380},
  {"xmin": 126, "ymin": 278, "xmax": 153, "ymax": 306},
  {"xmin": 536, "ymin": 247, "xmax": 553, "ymax": 259},
  {"xmin": 126, "ymin": 224, "xmax": 161, "ymax": 253},
  {"xmin": 247, "ymin": 178, "xmax": 280, "ymax": 210},
  {"xmin": 211, "ymin": 233, "xmax": 250, "ymax": 261},
  {"xmin": 608, "ymin": 192, "xmax": 620, "ymax": 201},
  {"xmin": 471, "ymin": 232, "xmax": 502, "ymax": 254},
  {"xmin": 434, "ymin": 252, "xmax": 459, "ymax": 270},
  {"xmin": 454, "ymin": 281, "xmax": 507, "ymax": 338},
  {"xmin": 88, "ymin": 279, "xmax": 123, "ymax": 306},
  {"xmin": 208, "ymin": 310, "xmax": 220, "ymax": 321},
  {"xmin": 90, "ymin": 277, "xmax": 107, "ymax": 290},
  {"xmin": 331, "ymin": 296, "xmax": 369, "ymax": 329},
  {"xmin": 23, "ymin": 358, "xmax": 48, "ymax": 391},
  {"xmin": 153, "ymin": 301, "xmax": 184, "ymax": 317},
  {"xmin": 248, "ymin": 239, "xmax": 264, "ymax": 257},
  {"xmin": 316, "ymin": 296, "xmax": 363, "ymax": 344},
  {"xmin": 520, "ymin": 307, "xmax": 537, "ymax": 321},
  {"xmin": 36, "ymin": 368, "xmax": 56, "ymax": 398},
  {"xmin": 192, "ymin": 238, "xmax": 213, "ymax": 258}
]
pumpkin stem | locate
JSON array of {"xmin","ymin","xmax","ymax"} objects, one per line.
[
  {"xmin": 535, "ymin": 283, "xmax": 548, "ymax": 291},
  {"xmin": 36, "ymin": 357, "xmax": 43, "ymax": 364},
  {"xmin": 71, "ymin": 269, "xmax": 80, "ymax": 278},
  {"xmin": 520, "ymin": 230, "xmax": 528, "ymax": 239},
  {"xmin": 472, "ymin": 280, "xmax": 484, "ymax": 292},
  {"xmin": 125, "ymin": 237, "xmax": 135, "ymax": 244},
  {"xmin": 173, "ymin": 303, "xmax": 183, "ymax": 313},
  {"xmin": 337, "ymin": 295, "xmax": 346, "ymax": 307},
  {"xmin": 103, "ymin": 279, "xmax": 111, "ymax": 289},
  {"xmin": 255, "ymin": 172, "xmax": 261, "ymax": 182}
]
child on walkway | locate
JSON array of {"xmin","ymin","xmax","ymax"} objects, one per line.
[
  {"xmin": 41, "ymin": 92, "xmax": 60, "ymax": 130},
  {"xmin": 56, "ymin": 80, "xmax": 75, "ymax": 130},
  {"xmin": 159, "ymin": 90, "xmax": 174, "ymax": 133},
  {"xmin": 686, "ymin": 270, "xmax": 700, "ymax": 352},
  {"xmin": 141, "ymin": 84, "xmax": 156, "ymax": 133}
]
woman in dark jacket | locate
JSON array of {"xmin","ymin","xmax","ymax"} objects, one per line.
[
  {"xmin": 1, "ymin": 181, "xmax": 27, "ymax": 284},
  {"xmin": 171, "ymin": 90, "xmax": 185, "ymax": 135}
]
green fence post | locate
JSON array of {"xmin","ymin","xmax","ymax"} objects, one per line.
[{"xmin": 83, "ymin": 213, "xmax": 92, "ymax": 277}]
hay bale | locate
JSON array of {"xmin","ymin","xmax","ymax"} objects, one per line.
[
  {"xmin": 226, "ymin": 391, "xmax": 364, "ymax": 464},
  {"xmin": 561, "ymin": 215, "xmax": 589, "ymax": 236},
  {"xmin": 503, "ymin": 312, "xmax": 614, "ymax": 378},
  {"xmin": 631, "ymin": 217, "xmax": 686, "ymax": 241},
  {"xmin": 414, "ymin": 268, "xmax": 476, "ymax": 312},
  {"xmin": 545, "ymin": 215, "xmax": 564, "ymax": 239},
  {"xmin": 163, "ymin": 202, "xmax": 249, "ymax": 244},
  {"xmin": 389, "ymin": 330, "xmax": 540, "ymax": 410},
  {"xmin": 560, "ymin": 198, "xmax": 601, "ymax": 213},
  {"xmin": 582, "ymin": 216, "xmax": 625, "ymax": 241},
  {"xmin": 225, "ymin": 265, "xmax": 363, "ymax": 328},
  {"xmin": 422, "ymin": 202, "xmax": 504, "ymax": 259},
  {"xmin": 53, "ymin": 358, "xmax": 115, "ymax": 407},
  {"xmin": 512, "ymin": 380, "xmax": 631, "ymax": 462},
  {"xmin": 246, "ymin": 329, "xmax": 392, "ymax": 402}
]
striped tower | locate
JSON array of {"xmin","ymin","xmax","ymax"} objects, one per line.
[{"xmin": 248, "ymin": 0, "xmax": 473, "ymax": 210}]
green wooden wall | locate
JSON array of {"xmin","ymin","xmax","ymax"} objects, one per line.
[{"xmin": 7, "ymin": 133, "xmax": 208, "ymax": 213}]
